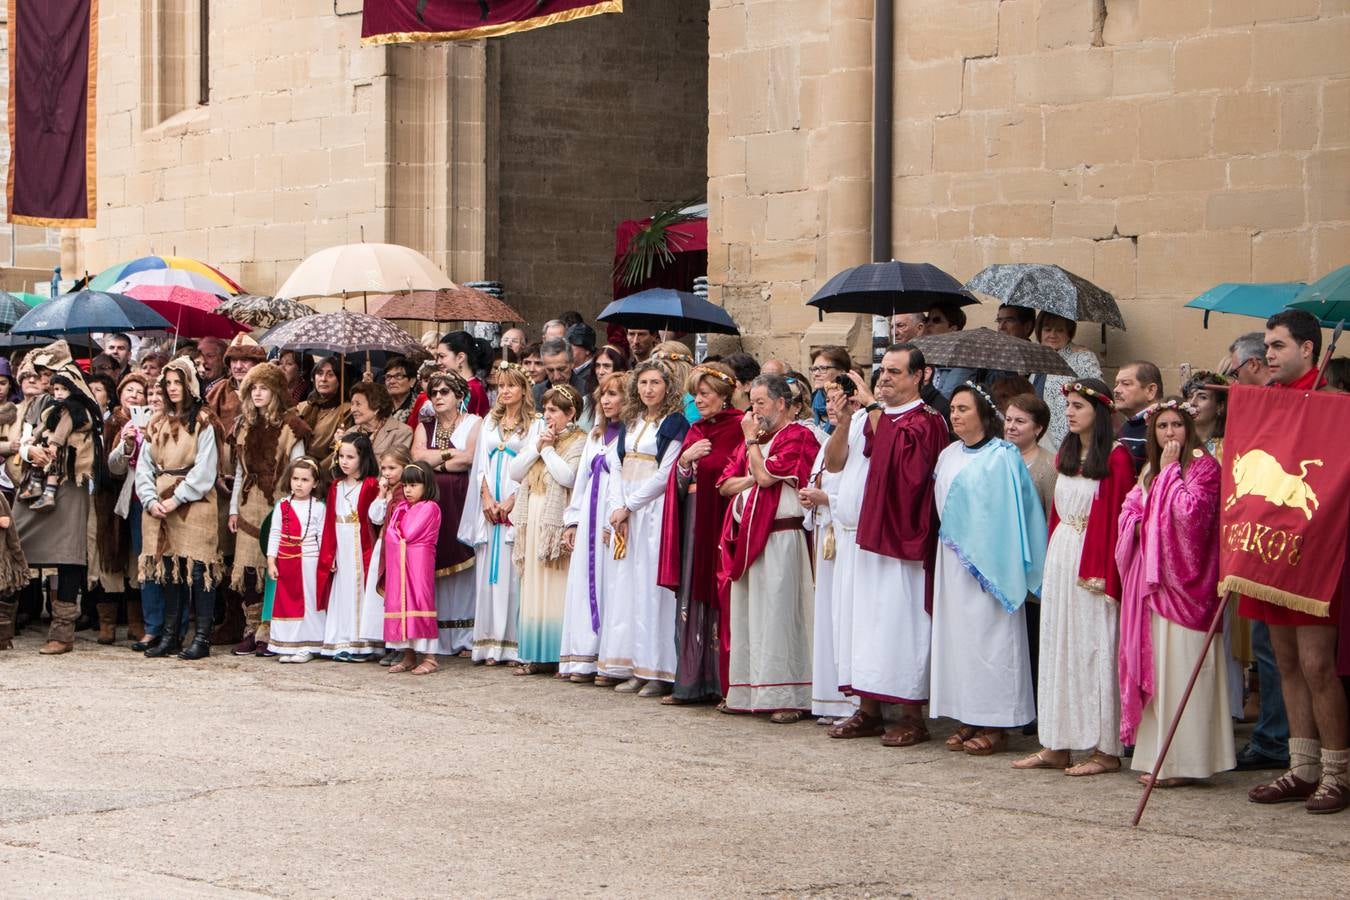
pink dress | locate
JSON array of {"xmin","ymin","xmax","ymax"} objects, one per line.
[{"xmin": 382, "ymin": 499, "xmax": 441, "ymax": 652}]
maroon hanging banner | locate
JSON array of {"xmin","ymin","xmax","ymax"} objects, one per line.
[
  {"xmin": 362, "ymin": 0, "xmax": 622, "ymax": 44},
  {"xmin": 1219, "ymin": 385, "xmax": 1350, "ymax": 616},
  {"xmin": 6, "ymin": 0, "xmax": 98, "ymax": 227}
]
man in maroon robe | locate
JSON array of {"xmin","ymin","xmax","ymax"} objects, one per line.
[
  {"xmin": 823, "ymin": 343, "xmax": 949, "ymax": 746},
  {"xmin": 716, "ymin": 374, "xmax": 820, "ymax": 720}
]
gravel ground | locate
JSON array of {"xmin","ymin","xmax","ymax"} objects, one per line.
[{"xmin": 2, "ymin": 629, "xmax": 1347, "ymax": 898}]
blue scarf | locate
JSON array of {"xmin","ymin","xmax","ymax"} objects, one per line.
[{"xmin": 938, "ymin": 439, "xmax": 1047, "ymax": 613}]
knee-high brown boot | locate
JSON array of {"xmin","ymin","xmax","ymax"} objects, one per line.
[
  {"xmin": 40, "ymin": 599, "xmax": 77, "ymax": 654},
  {"xmin": 0, "ymin": 598, "xmax": 16, "ymax": 649},
  {"xmin": 96, "ymin": 601, "xmax": 118, "ymax": 644},
  {"xmin": 125, "ymin": 595, "xmax": 145, "ymax": 643}
]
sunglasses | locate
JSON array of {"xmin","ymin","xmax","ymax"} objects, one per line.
[{"xmin": 429, "ymin": 387, "xmax": 455, "ymax": 397}]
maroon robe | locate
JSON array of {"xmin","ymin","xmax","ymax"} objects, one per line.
[
  {"xmin": 422, "ymin": 420, "xmax": 476, "ymax": 576},
  {"xmin": 316, "ymin": 476, "xmax": 379, "ymax": 611},
  {"xmin": 1049, "ymin": 444, "xmax": 1135, "ymax": 602},
  {"xmin": 657, "ymin": 408, "xmax": 744, "ymax": 597},
  {"xmin": 855, "ymin": 403, "xmax": 949, "ymax": 611},
  {"xmin": 714, "ymin": 422, "xmax": 820, "ymax": 686}
]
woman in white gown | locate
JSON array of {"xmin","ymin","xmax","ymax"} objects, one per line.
[
  {"xmin": 600, "ymin": 361, "xmax": 689, "ymax": 696},
  {"xmin": 559, "ymin": 373, "xmax": 628, "ymax": 682},
  {"xmin": 460, "ymin": 362, "xmax": 537, "ymax": 665},
  {"xmin": 929, "ymin": 384, "xmax": 1045, "ymax": 755}
]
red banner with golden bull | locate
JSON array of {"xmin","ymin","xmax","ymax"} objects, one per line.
[{"xmin": 1219, "ymin": 385, "xmax": 1350, "ymax": 616}]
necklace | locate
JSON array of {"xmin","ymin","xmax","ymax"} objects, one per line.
[
  {"xmin": 434, "ymin": 413, "xmax": 461, "ymax": 449},
  {"xmin": 292, "ymin": 495, "xmax": 314, "ymax": 542}
]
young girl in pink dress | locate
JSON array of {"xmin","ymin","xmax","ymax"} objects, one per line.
[{"xmin": 384, "ymin": 461, "xmax": 442, "ymax": 675}]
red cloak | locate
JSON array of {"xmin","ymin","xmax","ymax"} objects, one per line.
[
  {"xmin": 657, "ymin": 408, "xmax": 743, "ymax": 598},
  {"xmin": 855, "ymin": 403, "xmax": 949, "ymax": 561},
  {"xmin": 1049, "ymin": 444, "xmax": 1135, "ymax": 602},
  {"xmin": 316, "ymin": 476, "xmax": 379, "ymax": 611}
]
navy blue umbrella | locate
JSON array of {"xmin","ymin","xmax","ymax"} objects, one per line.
[
  {"xmin": 9, "ymin": 290, "xmax": 172, "ymax": 337},
  {"xmin": 808, "ymin": 260, "xmax": 978, "ymax": 316},
  {"xmin": 597, "ymin": 288, "xmax": 739, "ymax": 335}
]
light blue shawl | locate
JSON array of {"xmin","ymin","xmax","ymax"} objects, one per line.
[{"xmin": 938, "ymin": 439, "xmax": 1048, "ymax": 613}]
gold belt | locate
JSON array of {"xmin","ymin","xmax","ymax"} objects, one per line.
[{"xmin": 1061, "ymin": 513, "xmax": 1089, "ymax": 532}]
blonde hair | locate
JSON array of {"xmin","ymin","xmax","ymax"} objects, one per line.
[
  {"xmin": 686, "ymin": 361, "xmax": 736, "ymax": 402},
  {"xmin": 488, "ymin": 364, "xmax": 535, "ymax": 434},
  {"xmin": 591, "ymin": 372, "xmax": 630, "ymax": 437},
  {"xmin": 651, "ymin": 340, "xmax": 694, "ymax": 394},
  {"xmin": 621, "ymin": 361, "xmax": 682, "ymax": 425}
]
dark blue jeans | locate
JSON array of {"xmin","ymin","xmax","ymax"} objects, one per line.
[
  {"xmin": 1248, "ymin": 621, "xmax": 1289, "ymax": 760},
  {"xmin": 129, "ymin": 500, "xmax": 186, "ymax": 639}
]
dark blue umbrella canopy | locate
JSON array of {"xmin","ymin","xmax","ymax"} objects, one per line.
[
  {"xmin": 9, "ymin": 290, "xmax": 172, "ymax": 336},
  {"xmin": 808, "ymin": 260, "xmax": 977, "ymax": 316},
  {"xmin": 597, "ymin": 288, "xmax": 739, "ymax": 335}
]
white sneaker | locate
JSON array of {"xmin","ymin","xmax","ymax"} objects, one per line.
[{"xmin": 279, "ymin": 650, "xmax": 315, "ymax": 664}]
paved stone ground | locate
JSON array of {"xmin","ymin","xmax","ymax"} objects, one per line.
[{"xmin": 2, "ymin": 629, "xmax": 1348, "ymax": 898}]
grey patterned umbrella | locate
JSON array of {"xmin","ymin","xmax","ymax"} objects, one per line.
[
  {"xmin": 912, "ymin": 327, "xmax": 1075, "ymax": 375},
  {"xmin": 258, "ymin": 310, "xmax": 420, "ymax": 355},
  {"xmin": 214, "ymin": 294, "xmax": 317, "ymax": 329},
  {"xmin": 965, "ymin": 264, "xmax": 1126, "ymax": 330}
]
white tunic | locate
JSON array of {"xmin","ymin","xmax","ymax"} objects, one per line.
[
  {"xmin": 829, "ymin": 410, "xmax": 870, "ymax": 693},
  {"xmin": 559, "ymin": 429, "xmax": 618, "ymax": 676},
  {"xmin": 808, "ymin": 444, "xmax": 856, "ymax": 718},
  {"xmin": 928, "ymin": 442, "xmax": 1036, "ymax": 728},
  {"xmin": 843, "ymin": 402, "xmax": 932, "ymax": 704},
  {"xmin": 320, "ymin": 479, "xmax": 382, "ymax": 658},
  {"xmin": 1037, "ymin": 474, "xmax": 1123, "ymax": 755},
  {"xmin": 266, "ymin": 497, "xmax": 326, "ymax": 656},
  {"xmin": 598, "ymin": 416, "xmax": 680, "ymax": 682},
  {"xmin": 462, "ymin": 416, "xmax": 537, "ymax": 663}
]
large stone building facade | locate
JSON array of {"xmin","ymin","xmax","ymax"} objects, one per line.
[
  {"xmin": 710, "ymin": 0, "xmax": 1349, "ymax": 383},
  {"xmin": 3, "ymin": 1, "xmax": 1345, "ymax": 388},
  {"xmin": 45, "ymin": 0, "xmax": 708, "ymax": 326}
]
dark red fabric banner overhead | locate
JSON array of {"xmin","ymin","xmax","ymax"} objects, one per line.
[
  {"xmin": 362, "ymin": 0, "xmax": 622, "ymax": 44},
  {"xmin": 1219, "ymin": 384, "xmax": 1350, "ymax": 617},
  {"xmin": 6, "ymin": 0, "xmax": 98, "ymax": 227}
]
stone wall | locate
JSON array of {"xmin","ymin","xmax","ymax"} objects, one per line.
[
  {"xmin": 63, "ymin": 0, "xmax": 391, "ymax": 293},
  {"xmin": 709, "ymin": 0, "xmax": 1350, "ymax": 386},
  {"xmin": 494, "ymin": 0, "xmax": 710, "ymax": 327}
]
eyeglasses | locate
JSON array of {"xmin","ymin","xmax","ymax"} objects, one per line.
[
  {"xmin": 808, "ymin": 365, "xmax": 839, "ymax": 374},
  {"xmin": 429, "ymin": 388, "xmax": 454, "ymax": 397}
]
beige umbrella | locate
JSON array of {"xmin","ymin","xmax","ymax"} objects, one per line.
[{"xmin": 275, "ymin": 242, "xmax": 454, "ymax": 305}]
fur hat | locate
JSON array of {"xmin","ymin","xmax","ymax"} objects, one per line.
[
  {"xmin": 160, "ymin": 356, "xmax": 203, "ymax": 402},
  {"xmin": 238, "ymin": 361, "xmax": 288, "ymax": 402},
  {"xmin": 115, "ymin": 371, "xmax": 149, "ymax": 399},
  {"xmin": 224, "ymin": 332, "xmax": 267, "ymax": 363}
]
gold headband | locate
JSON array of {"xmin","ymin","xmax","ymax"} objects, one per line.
[
  {"xmin": 1062, "ymin": 381, "xmax": 1115, "ymax": 410},
  {"xmin": 495, "ymin": 359, "xmax": 528, "ymax": 379},
  {"xmin": 656, "ymin": 350, "xmax": 693, "ymax": 364},
  {"xmin": 695, "ymin": 366, "xmax": 735, "ymax": 387}
]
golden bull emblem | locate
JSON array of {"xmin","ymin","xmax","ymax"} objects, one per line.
[{"xmin": 1225, "ymin": 449, "xmax": 1323, "ymax": 521}]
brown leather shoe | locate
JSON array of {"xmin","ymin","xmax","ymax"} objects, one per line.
[
  {"xmin": 1306, "ymin": 780, "xmax": 1349, "ymax": 815},
  {"xmin": 1248, "ymin": 772, "xmax": 1318, "ymax": 804},
  {"xmin": 38, "ymin": 640, "xmax": 73, "ymax": 655},
  {"xmin": 231, "ymin": 634, "xmax": 257, "ymax": 656}
]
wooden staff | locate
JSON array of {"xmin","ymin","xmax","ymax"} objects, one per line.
[{"xmin": 1132, "ymin": 590, "xmax": 1232, "ymax": 826}]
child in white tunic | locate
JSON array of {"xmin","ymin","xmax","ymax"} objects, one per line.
[
  {"xmin": 320, "ymin": 434, "xmax": 383, "ymax": 661},
  {"xmin": 267, "ymin": 458, "xmax": 326, "ymax": 663}
]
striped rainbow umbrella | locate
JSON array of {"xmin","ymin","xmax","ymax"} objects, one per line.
[{"xmin": 88, "ymin": 255, "xmax": 243, "ymax": 297}]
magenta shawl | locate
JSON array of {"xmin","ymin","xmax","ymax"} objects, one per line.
[
  {"xmin": 382, "ymin": 499, "xmax": 441, "ymax": 644},
  {"xmin": 1116, "ymin": 454, "xmax": 1221, "ymax": 743}
]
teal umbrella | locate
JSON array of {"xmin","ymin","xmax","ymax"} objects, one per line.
[
  {"xmin": 1183, "ymin": 282, "xmax": 1305, "ymax": 328},
  {"xmin": 1288, "ymin": 265, "xmax": 1350, "ymax": 326}
]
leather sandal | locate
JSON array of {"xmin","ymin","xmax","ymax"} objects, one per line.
[
  {"xmin": 410, "ymin": 659, "xmax": 439, "ymax": 676},
  {"xmin": 827, "ymin": 710, "xmax": 886, "ymax": 739},
  {"xmin": 963, "ymin": 729, "xmax": 1007, "ymax": 756},
  {"xmin": 1306, "ymin": 780, "xmax": 1349, "ymax": 814},
  {"xmin": 1065, "ymin": 751, "xmax": 1121, "ymax": 777},
  {"xmin": 770, "ymin": 710, "xmax": 805, "ymax": 724},
  {"xmin": 880, "ymin": 716, "xmax": 931, "ymax": 748},
  {"xmin": 1249, "ymin": 772, "xmax": 1318, "ymax": 804},
  {"xmin": 946, "ymin": 724, "xmax": 979, "ymax": 750},
  {"xmin": 1012, "ymin": 748, "xmax": 1071, "ymax": 770}
]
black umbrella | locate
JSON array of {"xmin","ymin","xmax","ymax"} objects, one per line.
[
  {"xmin": 597, "ymin": 288, "xmax": 739, "ymax": 335},
  {"xmin": 9, "ymin": 290, "xmax": 171, "ymax": 337},
  {"xmin": 808, "ymin": 260, "xmax": 978, "ymax": 316},
  {"xmin": 0, "ymin": 332, "xmax": 101, "ymax": 353}
]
